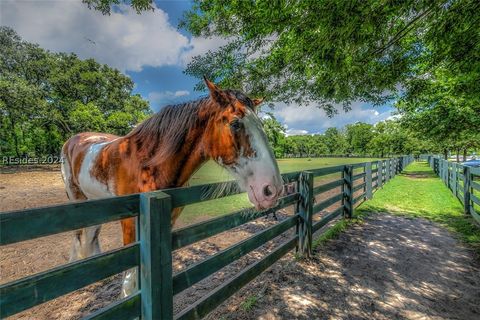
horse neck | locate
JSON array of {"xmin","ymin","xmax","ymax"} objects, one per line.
[{"xmin": 126, "ymin": 113, "xmax": 212, "ymax": 190}]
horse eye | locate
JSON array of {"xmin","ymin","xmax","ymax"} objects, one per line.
[{"xmin": 230, "ymin": 119, "xmax": 242, "ymax": 131}]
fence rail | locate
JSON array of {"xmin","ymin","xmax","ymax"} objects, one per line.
[
  {"xmin": 428, "ymin": 156, "xmax": 480, "ymax": 224},
  {"xmin": 0, "ymin": 156, "xmax": 413, "ymax": 319}
]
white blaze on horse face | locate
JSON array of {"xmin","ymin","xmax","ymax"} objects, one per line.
[
  {"xmin": 230, "ymin": 109, "xmax": 283, "ymax": 210},
  {"xmin": 78, "ymin": 142, "xmax": 114, "ymax": 199}
]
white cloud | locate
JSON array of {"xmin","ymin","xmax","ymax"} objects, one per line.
[
  {"xmin": 270, "ymin": 102, "xmax": 394, "ymax": 135},
  {"xmin": 286, "ymin": 129, "xmax": 309, "ymax": 136},
  {"xmin": 0, "ymin": 1, "xmax": 225, "ymax": 72},
  {"xmin": 147, "ymin": 90, "xmax": 191, "ymax": 111},
  {"xmin": 174, "ymin": 90, "xmax": 189, "ymax": 97},
  {"xmin": 180, "ymin": 36, "xmax": 229, "ymax": 65}
]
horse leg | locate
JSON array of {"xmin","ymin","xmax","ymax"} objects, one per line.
[
  {"xmin": 62, "ymin": 160, "xmax": 102, "ymax": 262},
  {"xmin": 69, "ymin": 226, "xmax": 102, "ymax": 261},
  {"xmin": 120, "ymin": 217, "xmax": 137, "ymax": 297},
  {"xmin": 120, "ymin": 207, "xmax": 184, "ymax": 297},
  {"xmin": 171, "ymin": 207, "xmax": 184, "ymax": 226}
]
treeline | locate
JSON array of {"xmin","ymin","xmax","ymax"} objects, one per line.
[
  {"xmin": 262, "ymin": 114, "xmax": 463, "ymax": 159},
  {"xmin": 0, "ymin": 27, "xmax": 151, "ymax": 157}
]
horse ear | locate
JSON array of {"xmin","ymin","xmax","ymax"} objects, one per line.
[
  {"xmin": 252, "ymin": 98, "xmax": 264, "ymax": 107},
  {"xmin": 204, "ymin": 76, "xmax": 229, "ymax": 106}
]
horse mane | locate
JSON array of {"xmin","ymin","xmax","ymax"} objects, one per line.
[
  {"xmin": 126, "ymin": 96, "xmax": 211, "ymax": 164},
  {"xmin": 126, "ymin": 89, "xmax": 253, "ymax": 167}
]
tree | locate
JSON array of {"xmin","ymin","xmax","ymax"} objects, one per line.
[
  {"xmin": 261, "ymin": 112, "xmax": 286, "ymax": 158},
  {"xmin": 180, "ymin": 0, "xmax": 480, "ymax": 114},
  {"xmin": 82, "ymin": 0, "xmax": 154, "ymax": 14},
  {"xmin": 396, "ymin": 67, "xmax": 480, "ymax": 160},
  {"xmin": 345, "ymin": 123, "xmax": 375, "ymax": 155},
  {"xmin": 0, "ymin": 27, "xmax": 151, "ymax": 157},
  {"xmin": 324, "ymin": 128, "xmax": 347, "ymax": 154}
]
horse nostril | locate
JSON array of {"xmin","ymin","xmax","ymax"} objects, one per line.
[{"xmin": 263, "ymin": 184, "xmax": 275, "ymax": 198}]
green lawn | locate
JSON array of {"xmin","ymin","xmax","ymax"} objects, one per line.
[
  {"xmin": 357, "ymin": 161, "xmax": 480, "ymax": 252},
  {"xmin": 177, "ymin": 157, "xmax": 378, "ymax": 226}
]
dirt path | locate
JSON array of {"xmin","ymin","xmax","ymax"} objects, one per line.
[
  {"xmin": 3, "ymin": 169, "xmax": 479, "ymax": 319},
  {"xmin": 208, "ymin": 214, "xmax": 480, "ymax": 320}
]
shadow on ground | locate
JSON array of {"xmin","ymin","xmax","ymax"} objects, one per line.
[{"xmin": 208, "ymin": 214, "xmax": 480, "ymax": 320}]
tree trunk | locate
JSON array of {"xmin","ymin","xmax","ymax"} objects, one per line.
[
  {"xmin": 444, "ymin": 149, "xmax": 448, "ymax": 160},
  {"xmin": 456, "ymin": 148, "xmax": 460, "ymax": 162},
  {"xmin": 463, "ymin": 148, "xmax": 467, "ymax": 162}
]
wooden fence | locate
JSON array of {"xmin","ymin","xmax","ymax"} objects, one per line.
[
  {"xmin": 0, "ymin": 156, "xmax": 413, "ymax": 320},
  {"xmin": 428, "ymin": 156, "xmax": 480, "ymax": 224}
]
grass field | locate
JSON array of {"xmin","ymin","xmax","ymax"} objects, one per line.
[
  {"xmin": 178, "ymin": 157, "xmax": 378, "ymax": 225},
  {"xmin": 357, "ymin": 161, "xmax": 480, "ymax": 253}
]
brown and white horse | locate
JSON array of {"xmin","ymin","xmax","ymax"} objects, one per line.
[{"xmin": 60, "ymin": 78, "xmax": 283, "ymax": 296}]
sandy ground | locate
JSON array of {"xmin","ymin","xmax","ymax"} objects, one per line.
[
  {"xmin": 207, "ymin": 214, "xmax": 480, "ymax": 320},
  {"xmin": 1, "ymin": 167, "xmax": 479, "ymax": 320}
]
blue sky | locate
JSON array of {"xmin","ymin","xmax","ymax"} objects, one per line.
[{"xmin": 1, "ymin": 0, "xmax": 395, "ymax": 134}]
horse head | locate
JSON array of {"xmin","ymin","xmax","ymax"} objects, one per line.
[{"xmin": 201, "ymin": 78, "xmax": 283, "ymax": 210}]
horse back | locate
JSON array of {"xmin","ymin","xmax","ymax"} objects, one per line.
[{"xmin": 61, "ymin": 132, "xmax": 119, "ymax": 199}]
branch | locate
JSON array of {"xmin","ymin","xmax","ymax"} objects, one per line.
[{"xmin": 371, "ymin": 4, "xmax": 438, "ymax": 57}]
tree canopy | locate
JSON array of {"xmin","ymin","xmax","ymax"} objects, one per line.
[
  {"xmin": 179, "ymin": 0, "xmax": 479, "ymax": 115},
  {"xmin": 0, "ymin": 27, "xmax": 151, "ymax": 157}
]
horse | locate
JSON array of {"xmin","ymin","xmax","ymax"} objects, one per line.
[{"xmin": 60, "ymin": 78, "xmax": 283, "ymax": 297}]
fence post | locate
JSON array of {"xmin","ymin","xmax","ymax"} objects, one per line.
[
  {"xmin": 447, "ymin": 162, "xmax": 450, "ymax": 185},
  {"xmin": 452, "ymin": 163, "xmax": 457, "ymax": 196},
  {"xmin": 377, "ymin": 161, "xmax": 383, "ymax": 188},
  {"xmin": 463, "ymin": 166, "xmax": 471, "ymax": 215},
  {"xmin": 344, "ymin": 165, "xmax": 354, "ymax": 218},
  {"xmin": 442, "ymin": 160, "xmax": 446, "ymax": 184},
  {"xmin": 298, "ymin": 171, "xmax": 313, "ymax": 257},
  {"xmin": 139, "ymin": 192, "xmax": 173, "ymax": 320},
  {"xmin": 365, "ymin": 162, "xmax": 373, "ymax": 199},
  {"xmin": 385, "ymin": 160, "xmax": 390, "ymax": 182}
]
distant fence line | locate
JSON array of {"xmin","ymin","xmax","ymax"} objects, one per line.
[
  {"xmin": 280, "ymin": 154, "xmax": 397, "ymax": 159},
  {"xmin": 0, "ymin": 156, "xmax": 413, "ymax": 320},
  {"xmin": 428, "ymin": 156, "xmax": 480, "ymax": 224}
]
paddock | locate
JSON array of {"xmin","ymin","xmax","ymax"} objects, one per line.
[{"xmin": 2, "ymin": 156, "xmax": 479, "ymax": 320}]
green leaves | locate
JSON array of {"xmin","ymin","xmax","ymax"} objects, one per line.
[
  {"xmin": 0, "ymin": 27, "xmax": 151, "ymax": 157},
  {"xmin": 180, "ymin": 0, "xmax": 479, "ymax": 116}
]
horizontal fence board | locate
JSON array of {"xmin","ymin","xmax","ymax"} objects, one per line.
[
  {"xmin": 172, "ymin": 193, "xmax": 299, "ymax": 250},
  {"xmin": 471, "ymin": 167, "xmax": 480, "ymax": 176},
  {"xmin": 472, "ymin": 194, "xmax": 480, "ymax": 206},
  {"xmin": 160, "ymin": 181, "xmax": 243, "ymax": 208},
  {"xmin": 353, "ymin": 183, "xmax": 366, "ymax": 193},
  {"xmin": 161, "ymin": 169, "xmax": 315, "ymax": 207},
  {"xmin": 312, "ymin": 179, "xmax": 343, "ymax": 195},
  {"xmin": 470, "ymin": 208, "xmax": 480, "ymax": 224},
  {"xmin": 0, "ymin": 244, "xmax": 139, "ymax": 318},
  {"xmin": 0, "ymin": 195, "xmax": 139, "ymax": 245},
  {"xmin": 174, "ymin": 236, "xmax": 298, "ymax": 320},
  {"xmin": 84, "ymin": 293, "xmax": 141, "ymax": 320},
  {"xmin": 309, "ymin": 165, "xmax": 345, "ymax": 177},
  {"xmin": 472, "ymin": 182, "xmax": 480, "ymax": 192},
  {"xmin": 312, "ymin": 206, "xmax": 344, "ymax": 233},
  {"xmin": 313, "ymin": 193, "xmax": 343, "ymax": 214},
  {"xmin": 173, "ymin": 216, "xmax": 297, "ymax": 295},
  {"xmin": 354, "ymin": 193, "xmax": 366, "ymax": 204},
  {"xmin": 353, "ymin": 172, "xmax": 366, "ymax": 181},
  {"xmin": 351, "ymin": 162, "xmax": 368, "ymax": 169}
]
